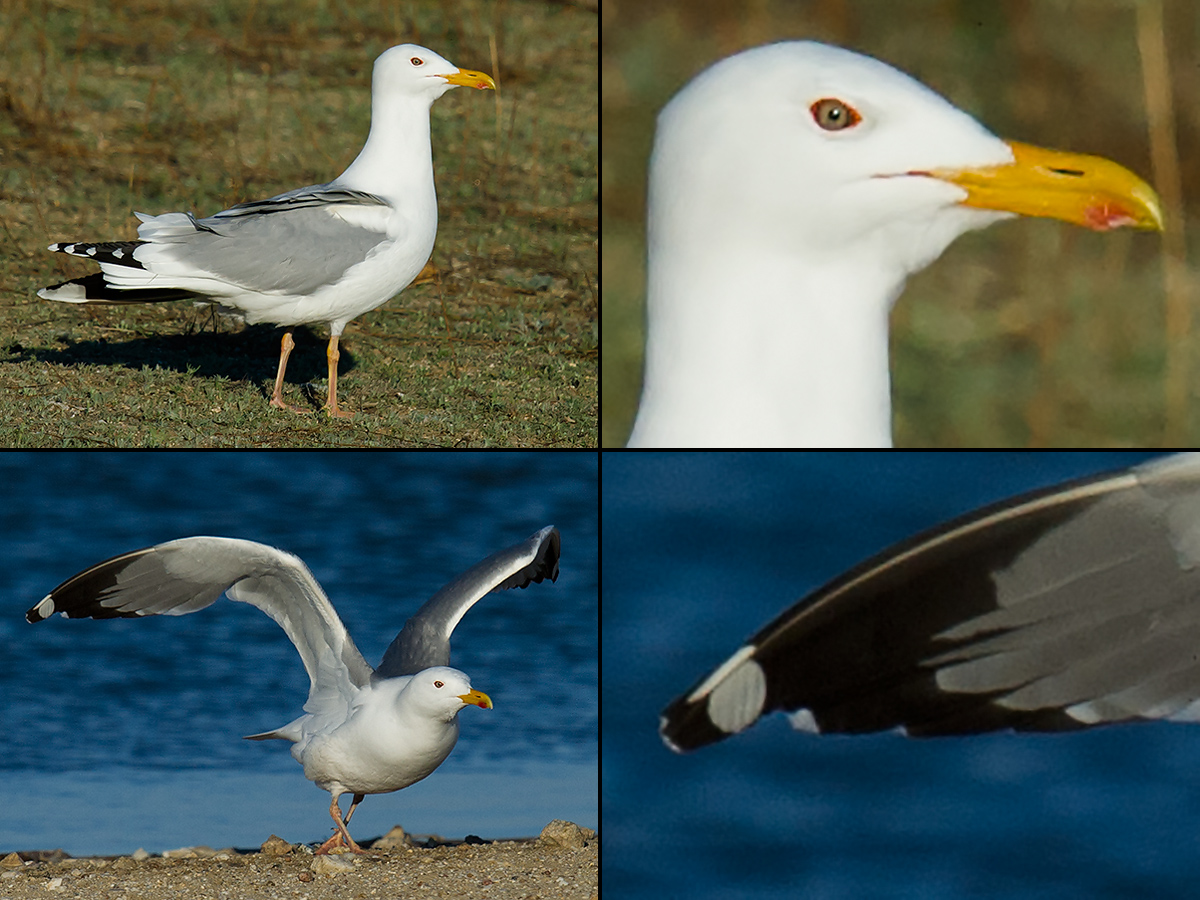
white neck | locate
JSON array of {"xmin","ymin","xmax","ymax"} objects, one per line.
[
  {"xmin": 628, "ymin": 235, "xmax": 902, "ymax": 448},
  {"xmin": 335, "ymin": 90, "xmax": 438, "ymax": 209}
]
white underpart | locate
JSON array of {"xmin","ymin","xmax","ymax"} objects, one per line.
[{"xmin": 290, "ymin": 666, "xmax": 473, "ymax": 796}]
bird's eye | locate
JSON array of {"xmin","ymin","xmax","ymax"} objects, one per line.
[
  {"xmin": 410, "ymin": 57, "xmax": 425, "ymax": 67},
  {"xmin": 811, "ymin": 98, "xmax": 860, "ymax": 131},
  {"xmin": 434, "ymin": 680, "xmax": 444, "ymax": 688}
]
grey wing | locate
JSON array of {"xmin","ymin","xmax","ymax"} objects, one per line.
[
  {"xmin": 28, "ymin": 537, "xmax": 376, "ymax": 702},
  {"xmin": 375, "ymin": 526, "xmax": 561, "ymax": 679},
  {"xmin": 661, "ymin": 452, "xmax": 1200, "ymax": 753},
  {"xmin": 214, "ymin": 184, "xmax": 391, "ymax": 217},
  {"xmin": 138, "ymin": 186, "xmax": 391, "ymax": 295}
]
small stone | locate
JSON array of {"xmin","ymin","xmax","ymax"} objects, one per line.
[
  {"xmin": 311, "ymin": 853, "xmax": 357, "ymax": 876},
  {"xmin": 539, "ymin": 820, "xmax": 587, "ymax": 849},
  {"xmin": 372, "ymin": 826, "xmax": 413, "ymax": 851},
  {"xmin": 0, "ymin": 852, "xmax": 22, "ymax": 869},
  {"xmin": 130, "ymin": 848, "xmax": 151, "ymax": 861},
  {"xmin": 260, "ymin": 835, "xmax": 295, "ymax": 856}
]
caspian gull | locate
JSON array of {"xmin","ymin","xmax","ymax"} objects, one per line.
[
  {"xmin": 27, "ymin": 525, "xmax": 560, "ymax": 853},
  {"xmin": 660, "ymin": 454, "xmax": 1200, "ymax": 752},
  {"xmin": 625, "ymin": 42, "xmax": 1163, "ymax": 448},
  {"xmin": 38, "ymin": 44, "xmax": 496, "ymax": 418}
]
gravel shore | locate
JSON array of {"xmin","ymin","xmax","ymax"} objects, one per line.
[{"xmin": 0, "ymin": 820, "xmax": 597, "ymax": 900}]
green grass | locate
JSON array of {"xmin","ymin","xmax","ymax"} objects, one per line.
[{"xmin": 0, "ymin": 0, "xmax": 597, "ymax": 447}]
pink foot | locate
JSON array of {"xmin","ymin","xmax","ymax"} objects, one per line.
[{"xmin": 314, "ymin": 831, "xmax": 366, "ymax": 855}]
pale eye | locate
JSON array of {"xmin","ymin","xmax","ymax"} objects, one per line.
[
  {"xmin": 811, "ymin": 98, "xmax": 861, "ymax": 131},
  {"xmin": 410, "ymin": 57, "xmax": 425, "ymax": 67},
  {"xmin": 434, "ymin": 680, "xmax": 444, "ymax": 688}
]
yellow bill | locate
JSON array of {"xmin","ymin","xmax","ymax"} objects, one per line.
[
  {"xmin": 931, "ymin": 141, "xmax": 1163, "ymax": 232},
  {"xmin": 458, "ymin": 688, "xmax": 494, "ymax": 709},
  {"xmin": 444, "ymin": 68, "xmax": 497, "ymax": 91}
]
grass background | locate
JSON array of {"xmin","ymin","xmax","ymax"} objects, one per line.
[
  {"xmin": 604, "ymin": 0, "xmax": 1197, "ymax": 447},
  {"xmin": 1, "ymin": 0, "xmax": 597, "ymax": 447}
]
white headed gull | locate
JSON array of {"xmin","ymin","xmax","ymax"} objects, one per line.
[
  {"xmin": 28, "ymin": 526, "xmax": 560, "ymax": 853},
  {"xmin": 38, "ymin": 44, "xmax": 496, "ymax": 418}
]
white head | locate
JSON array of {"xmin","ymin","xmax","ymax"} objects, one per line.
[
  {"xmin": 401, "ymin": 666, "xmax": 493, "ymax": 722},
  {"xmin": 334, "ymin": 44, "xmax": 495, "ymax": 194},
  {"xmin": 652, "ymin": 41, "xmax": 1013, "ymax": 286},
  {"xmin": 372, "ymin": 44, "xmax": 496, "ymax": 103},
  {"xmin": 631, "ymin": 41, "xmax": 1160, "ymax": 448}
]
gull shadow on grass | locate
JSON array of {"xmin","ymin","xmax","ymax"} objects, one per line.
[{"xmin": 11, "ymin": 324, "xmax": 355, "ymax": 408}]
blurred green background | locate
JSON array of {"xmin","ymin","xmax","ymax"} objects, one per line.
[{"xmin": 604, "ymin": 0, "xmax": 1198, "ymax": 447}]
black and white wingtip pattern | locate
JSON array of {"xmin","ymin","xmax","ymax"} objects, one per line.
[
  {"xmin": 25, "ymin": 544, "xmax": 164, "ymax": 623},
  {"xmin": 26, "ymin": 594, "xmax": 59, "ymax": 623},
  {"xmin": 661, "ymin": 453, "xmax": 1200, "ymax": 754},
  {"xmin": 495, "ymin": 525, "xmax": 561, "ymax": 590},
  {"xmin": 23, "ymin": 541, "xmax": 248, "ymax": 624},
  {"xmin": 37, "ymin": 272, "xmax": 200, "ymax": 304},
  {"xmin": 661, "ymin": 645, "xmax": 766, "ymax": 753},
  {"xmin": 39, "ymin": 240, "xmax": 200, "ymax": 304},
  {"xmin": 48, "ymin": 240, "xmax": 149, "ymax": 268}
]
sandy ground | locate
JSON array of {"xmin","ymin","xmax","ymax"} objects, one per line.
[{"xmin": 0, "ymin": 821, "xmax": 597, "ymax": 900}]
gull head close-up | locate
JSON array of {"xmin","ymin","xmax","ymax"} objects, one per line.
[{"xmin": 626, "ymin": 41, "xmax": 1162, "ymax": 449}]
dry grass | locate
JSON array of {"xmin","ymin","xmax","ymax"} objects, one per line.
[{"xmin": 0, "ymin": 0, "xmax": 597, "ymax": 446}]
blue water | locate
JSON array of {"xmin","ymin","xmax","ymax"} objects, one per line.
[
  {"xmin": 603, "ymin": 452, "xmax": 1200, "ymax": 900},
  {"xmin": 0, "ymin": 451, "xmax": 597, "ymax": 855}
]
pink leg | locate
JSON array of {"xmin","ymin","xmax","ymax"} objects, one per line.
[
  {"xmin": 269, "ymin": 328, "xmax": 312, "ymax": 414},
  {"xmin": 315, "ymin": 792, "xmax": 367, "ymax": 855}
]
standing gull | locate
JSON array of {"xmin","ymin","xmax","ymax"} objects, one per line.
[
  {"xmin": 626, "ymin": 41, "xmax": 1162, "ymax": 448},
  {"xmin": 28, "ymin": 526, "xmax": 560, "ymax": 853},
  {"xmin": 38, "ymin": 44, "xmax": 496, "ymax": 418}
]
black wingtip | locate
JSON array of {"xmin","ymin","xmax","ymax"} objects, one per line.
[
  {"xmin": 659, "ymin": 703, "xmax": 730, "ymax": 754},
  {"xmin": 504, "ymin": 526, "xmax": 561, "ymax": 589},
  {"xmin": 540, "ymin": 526, "xmax": 561, "ymax": 584},
  {"xmin": 38, "ymin": 271, "xmax": 199, "ymax": 304}
]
